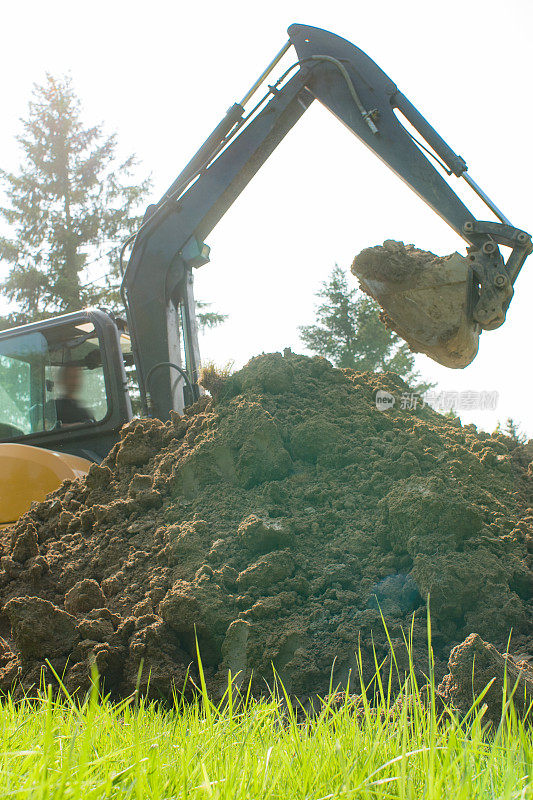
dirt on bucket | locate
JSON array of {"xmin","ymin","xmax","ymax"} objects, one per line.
[
  {"xmin": 0, "ymin": 351, "xmax": 531, "ymax": 704},
  {"xmin": 351, "ymin": 240, "xmax": 480, "ymax": 369}
]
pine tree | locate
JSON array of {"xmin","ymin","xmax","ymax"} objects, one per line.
[
  {"xmin": 0, "ymin": 74, "xmax": 150, "ymax": 327},
  {"xmin": 504, "ymin": 417, "xmax": 527, "ymax": 445},
  {"xmin": 196, "ymin": 301, "xmax": 228, "ymax": 332},
  {"xmin": 300, "ymin": 265, "xmax": 430, "ymax": 388}
]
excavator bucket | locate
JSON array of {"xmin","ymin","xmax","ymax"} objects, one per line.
[{"xmin": 351, "ymin": 241, "xmax": 480, "ymax": 369}]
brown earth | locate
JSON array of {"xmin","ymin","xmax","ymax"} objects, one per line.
[
  {"xmin": 0, "ymin": 351, "xmax": 532, "ymax": 706},
  {"xmin": 437, "ymin": 633, "xmax": 533, "ymax": 726},
  {"xmin": 351, "ymin": 240, "xmax": 480, "ymax": 369}
]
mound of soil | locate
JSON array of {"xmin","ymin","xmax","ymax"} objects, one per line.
[{"xmin": 0, "ymin": 351, "xmax": 532, "ymax": 703}]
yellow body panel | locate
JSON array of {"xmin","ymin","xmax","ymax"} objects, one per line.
[{"xmin": 0, "ymin": 443, "xmax": 91, "ymax": 526}]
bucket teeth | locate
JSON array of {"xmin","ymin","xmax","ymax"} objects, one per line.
[{"xmin": 351, "ymin": 241, "xmax": 480, "ymax": 369}]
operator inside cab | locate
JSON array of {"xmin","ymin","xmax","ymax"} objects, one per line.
[{"xmin": 55, "ymin": 363, "xmax": 96, "ymax": 426}]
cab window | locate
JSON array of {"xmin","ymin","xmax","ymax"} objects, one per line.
[
  {"xmin": 0, "ymin": 332, "xmax": 56, "ymax": 437},
  {"xmin": 0, "ymin": 321, "xmax": 110, "ymax": 441}
]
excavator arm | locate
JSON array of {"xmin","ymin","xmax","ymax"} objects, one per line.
[{"xmin": 123, "ymin": 23, "xmax": 531, "ymax": 420}]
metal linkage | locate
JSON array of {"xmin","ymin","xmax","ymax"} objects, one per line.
[
  {"xmin": 239, "ymin": 41, "xmax": 292, "ymax": 107},
  {"xmin": 461, "ymin": 174, "xmax": 511, "ymax": 226}
]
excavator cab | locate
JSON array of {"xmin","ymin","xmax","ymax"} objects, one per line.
[
  {"xmin": 0, "ymin": 304, "xmax": 201, "ymax": 523},
  {"xmin": 0, "ymin": 310, "xmax": 132, "ymax": 461},
  {"xmin": 0, "ymin": 324, "xmax": 109, "ymax": 436}
]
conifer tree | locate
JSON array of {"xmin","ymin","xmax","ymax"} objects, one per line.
[
  {"xmin": 504, "ymin": 417, "xmax": 527, "ymax": 445},
  {"xmin": 0, "ymin": 74, "xmax": 150, "ymax": 327},
  {"xmin": 300, "ymin": 265, "xmax": 430, "ymax": 388}
]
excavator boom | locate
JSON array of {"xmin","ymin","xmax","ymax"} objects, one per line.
[{"xmin": 122, "ymin": 23, "xmax": 530, "ymax": 418}]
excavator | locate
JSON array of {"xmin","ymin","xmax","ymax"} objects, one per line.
[{"xmin": 0, "ymin": 23, "xmax": 530, "ymax": 525}]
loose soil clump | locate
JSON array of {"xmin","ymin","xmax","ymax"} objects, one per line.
[
  {"xmin": 0, "ymin": 352, "xmax": 531, "ymax": 705},
  {"xmin": 437, "ymin": 633, "xmax": 533, "ymax": 726},
  {"xmin": 352, "ymin": 240, "xmax": 480, "ymax": 369}
]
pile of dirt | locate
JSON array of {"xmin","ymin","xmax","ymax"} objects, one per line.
[{"xmin": 0, "ymin": 351, "xmax": 532, "ymax": 704}]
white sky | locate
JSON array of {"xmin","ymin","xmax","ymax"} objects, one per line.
[{"xmin": 1, "ymin": 0, "xmax": 532, "ymax": 434}]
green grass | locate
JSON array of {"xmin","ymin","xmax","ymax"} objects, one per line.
[{"xmin": 0, "ymin": 661, "xmax": 530, "ymax": 800}]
